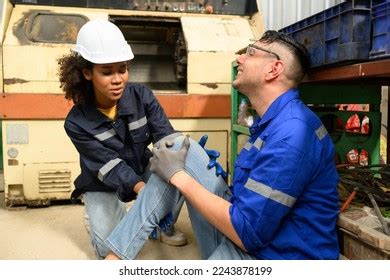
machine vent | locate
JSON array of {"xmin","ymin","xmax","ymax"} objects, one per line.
[{"xmin": 38, "ymin": 169, "xmax": 71, "ymax": 193}]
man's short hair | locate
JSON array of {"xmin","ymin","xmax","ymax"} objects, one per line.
[{"xmin": 259, "ymin": 30, "xmax": 310, "ymax": 81}]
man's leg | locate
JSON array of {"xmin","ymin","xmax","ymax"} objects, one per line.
[
  {"xmin": 180, "ymin": 139, "xmax": 231, "ymax": 259},
  {"xmin": 142, "ymin": 165, "xmax": 187, "ymax": 246},
  {"xmin": 207, "ymin": 236, "xmax": 256, "ymax": 260},
  {"xmin": 83, "ymin": 191, "xmax": 127, "ymax": 259},
  {"xmin": 105, "ymin": 135, "xmax": 230, "ymax": 259}
]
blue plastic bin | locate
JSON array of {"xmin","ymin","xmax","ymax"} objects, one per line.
[
  {"xmin": 372, "ymin": 0, "xmax": 390, "ymax": 7},
  {"xmin": 370, "ymin": 1, "xmax": 390, "ymax": 59},
  {"xmin": 279, "ymin": 1, "xmax": 371, "ymax": 68}
]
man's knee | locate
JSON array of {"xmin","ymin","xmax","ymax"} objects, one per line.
[{"xmin": 155, "ymin": 134, "xmax": 229, "ymax": 196}]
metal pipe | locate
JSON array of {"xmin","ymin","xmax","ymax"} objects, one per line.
[{"xmin": 368, "ymin": 193, "xmax": 390, "ymax": 236}]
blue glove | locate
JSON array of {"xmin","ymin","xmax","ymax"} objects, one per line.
[
  {"xmin": 198, "ymin": 135, "xmax": 227, "ymax": 180},
  {"xmin": 150, "ymin": 212, "xmax": 174, "ymax": 240}
]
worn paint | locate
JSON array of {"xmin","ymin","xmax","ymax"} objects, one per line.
[
  {"xmin": 4, "ymin": 78, "xmax": 28, "ymax": 85},
  {"xmin": 200, "ymin": 83, "xmax": 219, "ymax": 89},
  {"xmin": 0, "ymin": 93, "xmax": 231, "ymax": 119}
]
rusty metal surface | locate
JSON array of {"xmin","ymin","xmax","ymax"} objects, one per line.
[
  {"xmin": 304, "ymin": 59, "xmax": 390, "ymax": 83},
  {"xmin": 12, "ymin": 9, "xmax": 87, "ymax": 45},
  {"xmin": 0, "ymin": 93, "xmax": 231, "ymax": 119}
]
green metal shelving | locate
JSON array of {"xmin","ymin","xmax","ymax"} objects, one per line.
[{"xmin": 230, "ymin": 62, "xmax": 382, "ymax": 176}]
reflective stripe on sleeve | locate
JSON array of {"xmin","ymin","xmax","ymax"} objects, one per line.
[
  {"xmin": 98, "ymin": 158, "xmax": 122, "ymax": 182},
  {"xmin": 244, "ymin": 142, "xmax": 252, "ymax": 151},
  {"xmin": 315, "ymin": 124, "xmax": 328, "ymax": 141},
  {"xmin": 244, "ymin": 138, "xmax": 265, "ymax": 151},
  {"xmin": 94, "ymin": 128, "xmax": 116, "ymax": 141},
  {"xmin": 128, "ymin": 116, "xmax": 147, "ymax": 130},
  {"xmin": 253, "ymin": 138, "xmax": 264, "ymax": 149},
  {"xmin": 244, "ymin": 178, "xmax": 296, "ymax": 207}
]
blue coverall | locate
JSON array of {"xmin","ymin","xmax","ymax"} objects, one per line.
[{"xmin": 230, "ymin": 88, "xmax": 340, "ymax": 259}]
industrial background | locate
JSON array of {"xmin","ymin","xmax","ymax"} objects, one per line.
[{"xmin": 0, "ymin": 0, "xmax": 389, "ymax": 260}]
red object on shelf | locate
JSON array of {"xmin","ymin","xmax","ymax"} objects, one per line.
[
  {"xmin": 345, "ymin": 114, "xmax": 361, "ymax": 132},
  {"xmin": 359, "ymin": 149, "xmax": 369, "ymax": 166},
  {"xmin": 361, "ymin": 115, "xmax": 370, "ymax": 134},
  {"xmin": 346, "ymin": 149, "xmax": 359, "ymax": 164}
]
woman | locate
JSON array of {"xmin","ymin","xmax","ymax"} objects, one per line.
[{"xmin": 58, "ymin": 19, "xmax": 187, "ymax": 259}]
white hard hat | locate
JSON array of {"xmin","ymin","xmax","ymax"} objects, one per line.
[{"xmin": 74, "ymin": 19, "xmax": 134, "ymax": 64}]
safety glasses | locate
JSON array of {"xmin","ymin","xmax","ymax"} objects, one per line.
[{"xmin": 246, "ymin": 44, "xmax": 280, "ymax": 60}]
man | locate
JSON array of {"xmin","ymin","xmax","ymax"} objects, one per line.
[{"xmin": 105, "ymin": 31, "xmax": 340, "ymax": 260}]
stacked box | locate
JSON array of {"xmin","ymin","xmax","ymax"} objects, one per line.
[
  {"xmin": 279, "ymin": 0, "xmax": 371, "ymax": 68},
  {"xmin": 370, "ymin": 0, "xmax": 390, "ymax": 59}
]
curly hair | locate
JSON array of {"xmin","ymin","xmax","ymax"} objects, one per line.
[{"xmin": 58, "ymin": 51, "xmax": 94, "ymax": 105}]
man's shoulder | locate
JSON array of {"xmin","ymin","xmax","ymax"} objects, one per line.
[
  {"xmin": 287, "ymin": 100, "xmax": 322, "ymax": 128},
  {"xmin": 269, "ymin": 104, "xmax": 325, "ymax": 147}
]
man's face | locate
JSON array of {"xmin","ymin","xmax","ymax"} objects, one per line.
[
  {"xmin": 83, "ymin": 61, "xmax": 129, "ymax": 108},
  {"xmin": 233, "ymin": 42, "xmax": 279, "ymax": 94}
]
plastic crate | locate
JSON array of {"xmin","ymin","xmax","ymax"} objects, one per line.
[
  {"xmin": 370, "ymin": 1, "xmax": 390, "ymax": 59},
  {"xmin": 372, "ymin": 0, "xmax": 390, "ymax": 7},
  {"xmin": 279, "ymin": 0, "xmax": 371, "ymax": 68}
]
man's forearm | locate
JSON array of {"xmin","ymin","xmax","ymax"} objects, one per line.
[{"xmin": 170, "ymin": 171, "xmax": 246, "ymax": 251}]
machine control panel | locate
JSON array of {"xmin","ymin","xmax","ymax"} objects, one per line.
[
  {"xmin": 11, "ymin": 0, "xmax": 257, "ymax": 16},
  {"xmin": 129, "ymin": 1, "xmax": 257, "ymax": 15}
]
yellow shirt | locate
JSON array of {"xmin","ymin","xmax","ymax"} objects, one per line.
[{"xmin": 97, "ymin": 104, "xmax": 117, "ymax": 120}]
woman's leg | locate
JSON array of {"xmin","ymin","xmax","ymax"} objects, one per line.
[
  {"xmin": 105, "ymin": 135, "xmax": 230, "ymax": 259},
  {"xmin": 105, "ymin": 173, "xmax": 181, "ymax": 259},
  {"xmin": 83, "ymin": 191, "xmax": 127, "ymax": 259}
]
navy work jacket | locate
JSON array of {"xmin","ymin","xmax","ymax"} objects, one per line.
[{"xmin": 64, "ymin": 83, "xmax": 175, "ymax": 202}]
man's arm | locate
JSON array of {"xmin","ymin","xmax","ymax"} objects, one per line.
[{"xmin": 170, "ymin": 171, "xmax": 246, "ymax": 251}]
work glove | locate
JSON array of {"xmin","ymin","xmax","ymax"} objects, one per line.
[
  {"xmin": 198, "ymin": 135, "xmax": 227, "ymax": 181},
  {"xmin": 150, "ymin": 212, "xmax": 174, "ymax": 240},
  {"xmin": 150, "ymin": 135, "xmax": 190, "ymax": 183}
]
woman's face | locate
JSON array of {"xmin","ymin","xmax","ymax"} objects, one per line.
[{"xmin": 83, "ymin": 61, "xmax": 129, "ymax": 109}]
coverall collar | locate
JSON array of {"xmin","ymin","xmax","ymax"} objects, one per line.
[
  {"xmin": 250, "ymin": 88, "xmax": 300, "ymax": 134},
  {"xmin": 83, "ymin": 86, "xmax": 135, "ymax": 128}
]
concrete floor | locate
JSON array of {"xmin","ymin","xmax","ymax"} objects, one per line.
[{"xmin": 0, "ymin": 173, "xmax": 200, "ymax": 260}]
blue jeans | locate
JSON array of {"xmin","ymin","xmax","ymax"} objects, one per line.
[
  {"xmin": 83, "ymin": 164, "xmax": 183, "ymax": 259},
  {"xmin": 105, "ymin": 135, "xmax": 256, "ymax": 260}
]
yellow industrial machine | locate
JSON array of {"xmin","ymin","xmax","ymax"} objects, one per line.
[{"xmin": 0, "ymin": 0, "xmax": 263, "ymax": 206}]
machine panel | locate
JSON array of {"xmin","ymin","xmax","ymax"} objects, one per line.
[{"xmin": 10, "ymin": 0, "xmax": 258, "ymax": 15}]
